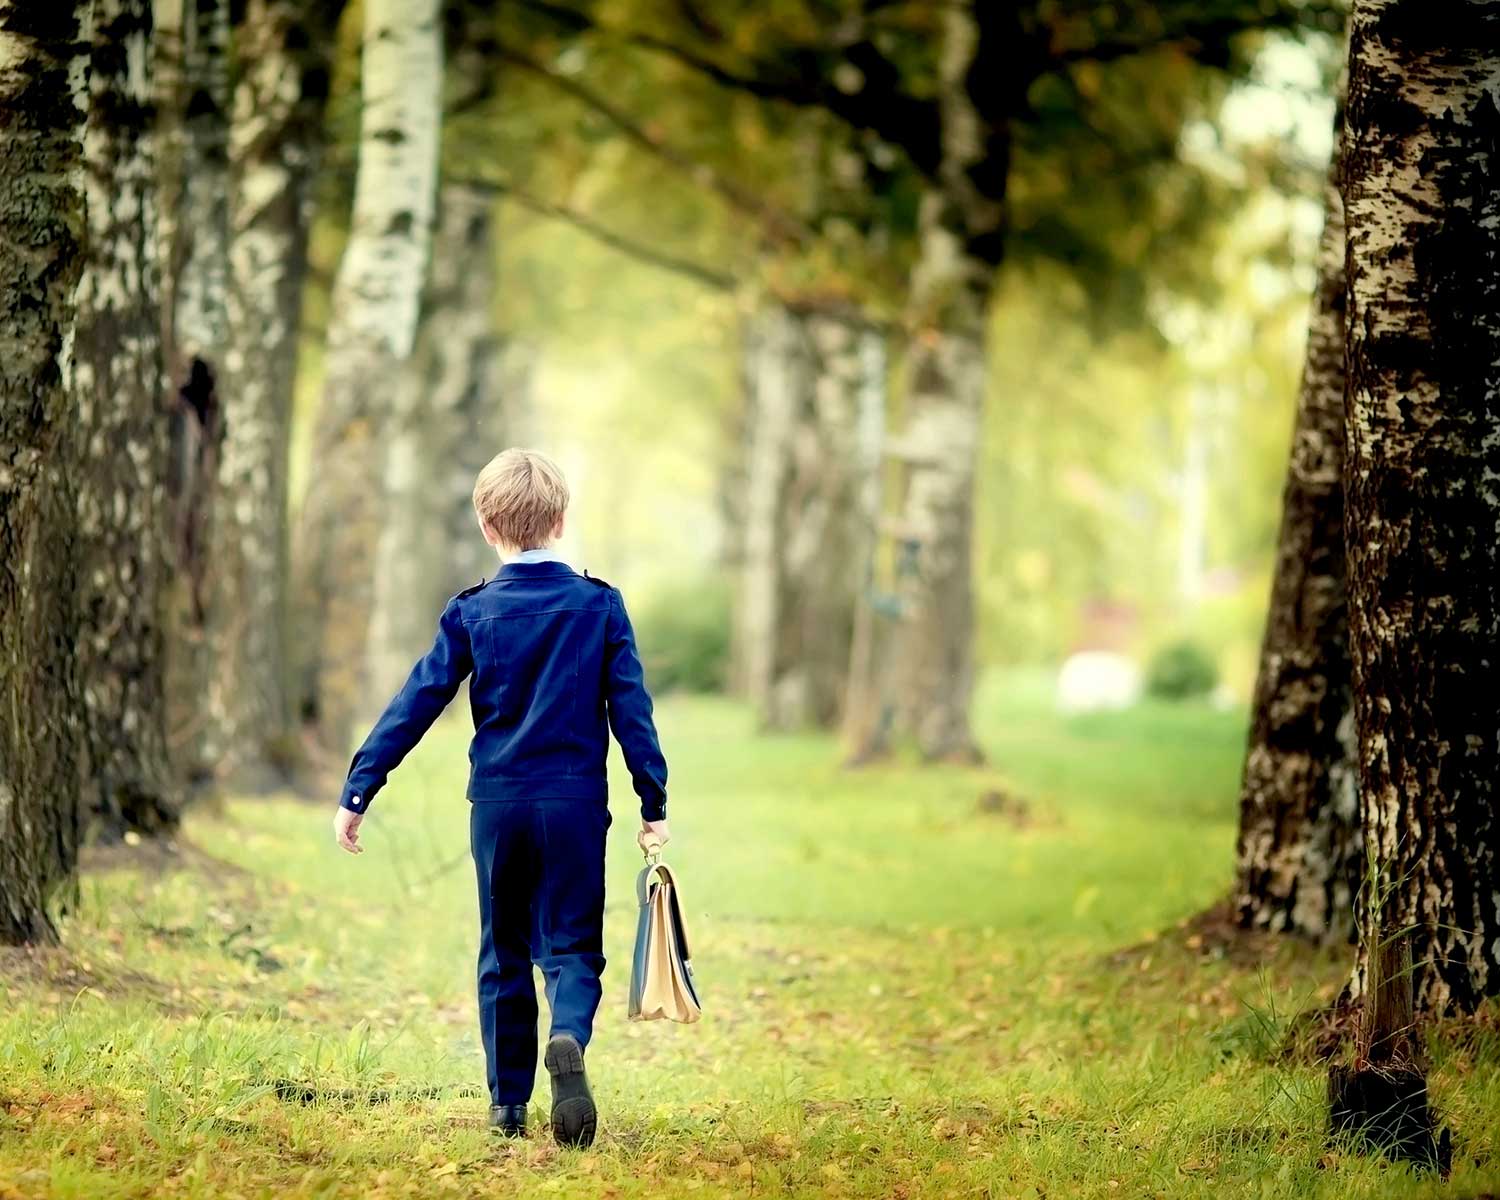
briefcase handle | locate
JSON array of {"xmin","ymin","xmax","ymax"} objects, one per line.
[
  {"xmin": 635, "ymin": 858, "xmax": 681, "ymax": 907},
  {"xmin": 640, "ymin": 834, "xmax": 664, "ymax": 864}
]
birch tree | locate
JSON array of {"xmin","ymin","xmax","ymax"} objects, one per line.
[
  {"xmin": 843, "ymin": 2, "xmax": 1005, "ymax": 763},
  {"xmin": 215, "ymin": 0, "xmax": 344, "ymax": 786},
  {"xmin": 0, "ymin": 0, "xmax": 91, "ymax": 942},
  {"xmin": 294, "ymin": 0, "xmax": 442, "ymax": 753},
  {"xmin": 366, "ymin": 179, "xmax": 509, "ymax": 700},
  {"xmin": 75, "ymin": 0, "xmax": 178, "ymax": 839},
  {"xmin": 1233, "ymin": 106, "xmax": 1360, "ymax": 941},
  {"xmin": 740, "ymin": 303, "xmax": 885, "ymax": 730},
  {"xmin": 1341, "ymin": 0, "xmax": 1499, "ymax": 1016}
]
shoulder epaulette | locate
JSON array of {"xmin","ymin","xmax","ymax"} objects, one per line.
[
  {"xmin": 582, "ymin": 570, "xmax": 613, "ymax": 588},
  {"xmin": 454, "ymin": 577, "xmax": 489, "ymax": 600}
]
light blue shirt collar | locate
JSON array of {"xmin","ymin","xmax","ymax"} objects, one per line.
[{"xmin": 504, "ymin": 546, "xmax": 567, "ymax": 565}]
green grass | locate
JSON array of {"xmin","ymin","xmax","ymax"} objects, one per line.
[{"xmin": 2, "ymin": 671, "xmax": 1497, "ymax": 1198}]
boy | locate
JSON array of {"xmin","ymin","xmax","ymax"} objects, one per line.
[{"xmin": 331, "ymin": 448, "xmax": 669, "ymax": 1148}]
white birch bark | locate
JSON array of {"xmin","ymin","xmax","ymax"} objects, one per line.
[
  {"xmin": 1341, "ymin": 0, "xmax": 1500, "ymax": 1015},
  {"xmin": 74, "ymin": 0, "xmax": 178, "ymax": 837},
  {"xmin": 367, "ymin": 180, "xmax": 507, "ymax": 703},
  {"xmin": 741, "ymin": 303, "xmax": 886, "ymax": 730},
  {"xmin": 293, "ymin": 0, "xmax": 442, "ymax": 752}
]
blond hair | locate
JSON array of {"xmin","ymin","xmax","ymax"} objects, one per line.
[{"xmin": 472, "ymin": 448, "xmax": 570, "ymax": 550}]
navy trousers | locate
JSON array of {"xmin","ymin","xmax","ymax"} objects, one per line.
[{"xmin": 470, "ymin": 798, "xmax": 610, "ymax": 1105}]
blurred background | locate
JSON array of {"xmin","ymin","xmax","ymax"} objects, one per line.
[{"xmin": 290, "ymin": 1, "xmax": 1340, "ymax": 724}]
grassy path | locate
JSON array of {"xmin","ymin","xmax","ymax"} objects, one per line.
[{"xmin": 2, "ymin": 677, "xmax": 1496, "ymax": 1197}]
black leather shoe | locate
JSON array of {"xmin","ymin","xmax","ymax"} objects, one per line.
[
  {"xmin": 544, "ymin": 1035, "xmax": 597, "ymax": 1148},
  {"xmin": 489, "ymin": 1104, "xmax": 527, "ymax": 1137}
]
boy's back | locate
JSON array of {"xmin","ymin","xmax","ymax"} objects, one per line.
[
  {"xmin": 331, "ymin": 449, "xmax": 669, "ymax": 1150},
  {"xmin": 341, "ymin": 558, "xmax": 666, "ymax": 816}
]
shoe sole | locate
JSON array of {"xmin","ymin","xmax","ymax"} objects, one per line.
[{"xmin": 544, "ymin": 1036, "xmax": 597, "ymax": 1149}]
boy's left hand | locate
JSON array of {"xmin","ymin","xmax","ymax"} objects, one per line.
[{"xmin": 334, "ymin": 806, "xmax": 364, "ymax": 855}]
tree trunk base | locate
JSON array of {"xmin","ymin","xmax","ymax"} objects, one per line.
[
  {"xmin": 87, "ymin": 795, "xmax": 180, "ymax": 847},
  {"xmin": 1327, "ymin": 1062, "xmax": 1450, "ymax": 1174},
  {"xmin": 925, "ymin": 742, "xmax": 985, "ymax": 767},
  {"xmin": 841, "ymin": 740, "xmax": 985, "ymax": 770}
]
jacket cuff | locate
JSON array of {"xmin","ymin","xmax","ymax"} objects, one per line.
[
  {"xmin": 640, "ymin": 793, "xmax": 666, "ymax": 822},
  {"xmin": 340, "ymin": 782, "xmax": 374, "ymax": 813}
]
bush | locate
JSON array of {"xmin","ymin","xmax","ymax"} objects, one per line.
[
  {"xmin": 631, "ymin": 574, "xmax": 732, "ymax": 695},
  {"xmin": 1144, "ymin": 639, "xmax": 1219, "ymax": 701}
]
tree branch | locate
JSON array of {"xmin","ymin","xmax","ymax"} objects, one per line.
[
  {"xmin": 497, "ymin": 182, "xmax": 737, "ymax": 291},
  {"xmin": 499, "ymin": 45, "xmax": 813, "ymax": 248},
  {"xmin": 508, "ymin": 0, "xmax": 943, "ymax": 177},
  {"xmin": 1043, "ymin": 3, "xmax": 1342, "ymax": 71},
  {"xmin": 443, "ymin": 171, "xmax": 735, "ymax": 289}
]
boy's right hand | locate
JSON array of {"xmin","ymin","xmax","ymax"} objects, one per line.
[
  {"xmin": 334, "ymin": 806, "xmax": 364, "ymax": 855},
  {"xmin": 638, "ymin": 817, "xmax": 670, "ymax": 855}
]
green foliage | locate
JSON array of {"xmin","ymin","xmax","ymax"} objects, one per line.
[
  {"xmin": 630, "ymin": 573, "xmax": 732, "ymax": 695},
  {"xmin": 976, "ymin": 136, "xmax": 1315, "ymax": 677},
  {"xmin": 1146, "ymin": 638, "xmax": 1221, "ymax": 700},
  {"xmin": 977, "ymin": 265, "xmax": 1180, "ymax": 666}
]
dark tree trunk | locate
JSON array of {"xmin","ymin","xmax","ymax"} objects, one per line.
[
  {"xmin": 1328, "ymin": 933, "xmax": 1449, "ymax": 1171},
  {"xmin": 0, "ymin": 1, "xmax": 91, "ymax": 943},
  {"xmin": 1341, "ymin": 0, "xmax": 1500, "ymax": 1017},
  {"xmin": 213, "ymin": 0, "xmax": 342, "ymax": 789},
  {"xmin": 75, "ymin": 0, "xmax": 179, "ymax": 840},
  {"xmin": 740, "ymin": 302, "xmax": 886, "ymax": 730},
  {"xmin": 843, "ymin": 2, "xmax": 1008, "ymax": 764},
  {"xmin": 1233, "ymin": 111, "xmax": 1360, "ymax": 941},
  {"xmin": 367, "ymin": 179, "xmax": 508, "ymax": 702}
]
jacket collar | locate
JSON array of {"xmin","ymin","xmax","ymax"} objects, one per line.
[{"xmin": 497, "ymin": 561, "xmax": 578, "ymax": 580}]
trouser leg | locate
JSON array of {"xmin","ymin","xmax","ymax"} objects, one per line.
[
  {"xmin": 471, "ymin": 804, "xmax": 503, "ymax": 1104},
  {"xmin": 471, "ymin": 801, "xmax": 539, "ymax": 1105},
  {"xmin": 531, "ymin": 799, "xmax": 609, "ymax": 1048}
]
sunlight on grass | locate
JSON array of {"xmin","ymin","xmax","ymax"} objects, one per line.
[{"xmin": 2, "ymin": 675, "xmax": 1495, "ymax": 1198}]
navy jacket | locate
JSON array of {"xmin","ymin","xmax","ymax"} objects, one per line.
[{"xmin": 338, "ymin": 561, "xmax": 668, "ymax": 820}]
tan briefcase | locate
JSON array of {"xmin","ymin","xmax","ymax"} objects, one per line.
[{"xmin": 627, "ymin": 843, "xmax": 702, "ymax": 1023}]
